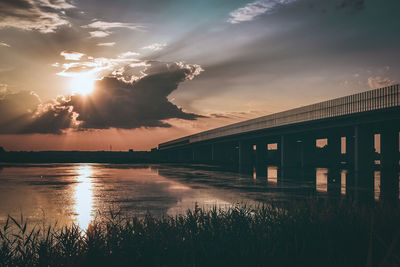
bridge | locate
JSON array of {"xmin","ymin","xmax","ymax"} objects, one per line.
[{"xmin": 156, "ymin": 85, "xmax": 400, "ymax": 176}]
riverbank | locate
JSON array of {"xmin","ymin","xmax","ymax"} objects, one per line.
[{"xmin": 1, "ymin": 199, "xmax": 399, "ymax": 266}]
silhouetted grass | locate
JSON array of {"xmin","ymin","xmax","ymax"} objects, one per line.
[{"xmin": 1, "ymin": 199, "xmax": 400, "ymax": 266}]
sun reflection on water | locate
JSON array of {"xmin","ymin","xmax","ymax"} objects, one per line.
[{"xmin": 74, "ymin": 165, "xmax": 94, "ymax": 230}]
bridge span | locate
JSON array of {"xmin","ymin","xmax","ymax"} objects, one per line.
[{"xmin": 156, "ymin": 85, "xmax": 400, "ymax": 174}]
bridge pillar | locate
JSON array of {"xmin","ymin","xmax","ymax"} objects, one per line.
[
  {"xmin": 354, "ymin": 125, "xmax": 375, "ymax": 172},
  {"xmin": 212, "ymin": 143, "xmax": 225, "ymax": 163},
  {"xmin": 256, "ymin": 142, "xmax": 267, "ymax": 163},
  {"xmin": 344, "ymin": 132, "xmax": 354, "ymax": 166},
  {"xmin": 191, "ymin": 147, "xmax": 195, "ymax": 162},
  {"xmin": 280, "ymin": 135, "xmax": 298, "ymax": 168},
  {"xmin": 184, "ymin": 147, "xmax": 193, "ymax": 162},
  {"xmin": 198, "ymin": 145, "xmax": 213, "ymax": 162},
  {"xmin": 239, "ymin": 141, "xmax": 252, "ymax": 170},
  {"xmin": 192, "ymin": 146, "xmax": 198, "ymax": 162},
  {"xmin": 351, "ymin": 125, "xmax": 375, "ymax": 202},
  {"xmin": 327, "ymin": 168, "xmax": 341, "ymax": 197},
  {"xmin": 177, "ymin": 149, "xmax": 184, "ymax": 162},
  {"xmin": 300, "ymin": 135, "xmax": 315, "ymax": 168},
  {"xmin": 380, "ymin": 124, "xmax": 399, "ymax": 201},
  {"xmin": 327, "ymin": 134, "xmax": 342, "ymax": 167},
  {"xmin": 344, "ymin": 169, "xmax": 374, "ymax": 203},
  {"xmin": 380, "ymin": 125, "xmax": 399, "ymax": 171}
]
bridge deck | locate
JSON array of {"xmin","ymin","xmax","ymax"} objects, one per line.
[{"xmin": 159, "ymin": 85, "xmax": 400, "ymax": 150}]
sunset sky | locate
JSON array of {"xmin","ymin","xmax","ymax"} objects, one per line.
[{"xmin": 0, "ymin": 0, "xmax": 399, "ymax": 151}]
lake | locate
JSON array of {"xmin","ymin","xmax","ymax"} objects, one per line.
[{"xmin": 0, "ymin": 163, "xmax": 398, "ymax": 230}]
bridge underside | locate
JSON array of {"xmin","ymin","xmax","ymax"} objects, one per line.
[{"xmin": 156, "ymin": 108, "xmax": 400, "ymax": 172}]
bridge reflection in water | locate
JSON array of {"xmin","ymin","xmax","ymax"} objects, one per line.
[{"xmin": 235, "ymin": 164, "xmax": 400, "ymax": 203}]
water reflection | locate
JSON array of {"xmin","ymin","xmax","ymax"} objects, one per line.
[
  {"xmin": 74, "ymin": 165, "xmax": 94, "ymax": 229},
  {"xmin": 0, "ymin": 163, "xmax": 399, "ymax": 229},
  {"xmin": 341, "ymin": 170, "xmax": 347, "ymax": 195},
  {"xmin": 316, "ymin": 168, "xmax": 328, "ymax": 192},
  {"xmin": 374, "ymin": 171, "xmax": 380, "ymax": 201},
  {"xmin": 267, "ymin": 166, "xmax": 278, "ymax": 184}
]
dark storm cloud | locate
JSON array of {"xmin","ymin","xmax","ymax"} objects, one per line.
[
  {"xmin": 0, "ymin": 0, "xmax": 74, "ymax": 33},
  {"xmin": 0, "ymin": 91, "xmax": 73, "ymax": 134},
  {"xmin": 1, "ymin": 0, "xmax": 33, "ymax": 10},
  {"xmin": 65, "ymin": 61, "xmax": 204, "ymax": 129},
  {"xmin": 337, "ymin": 0, "xmax": 364, "ymax": 11},
  {"xmin": 0, "ymin": 61, "xmax": 204, "ymax": 134}
]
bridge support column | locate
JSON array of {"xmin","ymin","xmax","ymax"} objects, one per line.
[
  {"xmin": 280, "ymin": 135, "xmax": 298, "ymax": 168},
  {"xmin": 380, "ymin": 125, "xmax": 399, "ymax": 201},
  {"xmin": 198, "ymin": 145, "xmax": 213, "ymax": 163},
  {"xmin": 344, "ymin": 132, "xmax": 355, "ymax": 166},
  {"xmin": 354, "ymin": 125, "xmax": 375, "ymax": 172},
  {"xmin": 327, "ymin": 168, "xmax": 341, "ymax": 197},
  {"xmin": 352, "ymin": 125, "xmax": 375, "ymax": 202},
  {"xmin": 192, "ymin": 146, "xmax": 198, "ymax": 162},
  {"xmin": 177, "ymin": 149, "xmax": 184, "ymax": 162},
  {"xmin": 327, "ymin": 134, "xmax": 342, "ymax": 167},
  {"xmin": 301, "ymin": 136, "xmax": 315, "ymax": 168},
  {"xmin": 381, "ymin": 125, "xmax": 399, "ymax": 171},
  {"xmin": 239, "ymin": 141, "xmax": 252, "ymax": 171},
  {"xmin": 256, "ymin": 142, "xmax": 267, "ymax": 164},
  {"xmin": 212, "ymin": 143, "xmax": 224, "ymax": 164}
]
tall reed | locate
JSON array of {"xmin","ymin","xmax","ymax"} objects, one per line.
[{"xmin": 1, "ymin": 199, "xmax": 399, "ymax": 266}]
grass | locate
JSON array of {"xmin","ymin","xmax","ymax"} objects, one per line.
[{"xmin": 1, "ymin": 199, "xmax": 400, "ymax": 267}]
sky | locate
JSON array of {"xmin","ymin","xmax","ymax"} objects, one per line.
[{"xmin": 0, "ymin": 0, "xmax": 399, "ymax": 151}]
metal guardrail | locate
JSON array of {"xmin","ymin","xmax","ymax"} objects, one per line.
[{"xmin": 159, "ymin": 85, "xmax": 400, "ymax": 149}]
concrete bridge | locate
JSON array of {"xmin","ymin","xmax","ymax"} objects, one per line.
[{"xmin": 156, "ymin": 85, "xmax": 400, "ymax": 175}]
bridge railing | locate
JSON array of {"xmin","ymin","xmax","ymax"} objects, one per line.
[{"xmin": 159, "ymin": 85, "xmax": 399, "ymax": 148}]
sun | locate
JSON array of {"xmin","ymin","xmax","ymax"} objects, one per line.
[{"xmin": 69, "ymin": 74, "xmax": 95, "ymax": 95}]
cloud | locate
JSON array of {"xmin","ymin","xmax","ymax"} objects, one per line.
[
  {"xmin": 367, "ymin": 76, "xmax": 396, "ymax": 89},
  {"xmin": 60, "ymin": 51, "xmax": 85, "ymax": 61},
  {"xmin": 227, "ymin": 0, "xmax": 296, "ymax": 24},
  {"xmin": 64, "ymin": 61, "xmax": 204, "ymax": 129},
  {"xmin": 0, "ymin": 42, "xmax": 10, "ymax": 47},
  {"xmin": 142, "ymin": 43, "xmax": 166, "ymax": 51},
  {"xmin": 111, "ymin": 62, "xmax": 149, "ymax": 83},
  {"xmin": 56, "ymin": 62, "xmax": 99, "ymax": 77},
  {"xmin": 83, "ymin": 20, "xmax": 143, "ymax": 31},
  {"xmin": 337, "ymin": 0, "xmax": 365, "ymax": 11},
  {"xmin": 209, "ymin": 110, "xmax": 263, "ymax": 120},
  {"xmin": 118, "ymin": 51, "xmax": 140, "ymax": 58},
  {"xmin": 0, "ymin": 84, "xmax": 7, "ymax": 93},
  {"xmin": 0, "ymin": 0, "xmax": 75, "ymax": 33},
  {"xmin": 97, "ymin": 42, "xmax": 116, "ymax": 47},
  {"xmin": 37, "ymin": 0, "xmax": 75, "ymax": 9},
  {"xmin": 0, "ymin": 61, "xmax": 204, "ymax": 134},
  {"xmin": 89, "ymin": 30, "xmax": 111, "ymax": 38},
  {"xmin": 55, "ymin": 54, "xmax": 140, "ymax": 77},
  {"xmin": 0, "ymin": 90, "xmax": 73, "ymax": 134}
]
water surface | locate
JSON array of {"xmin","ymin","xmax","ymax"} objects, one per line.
[{"xmin": 0, "ymin": 163, "xmax": 397, "ymax": 229}]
